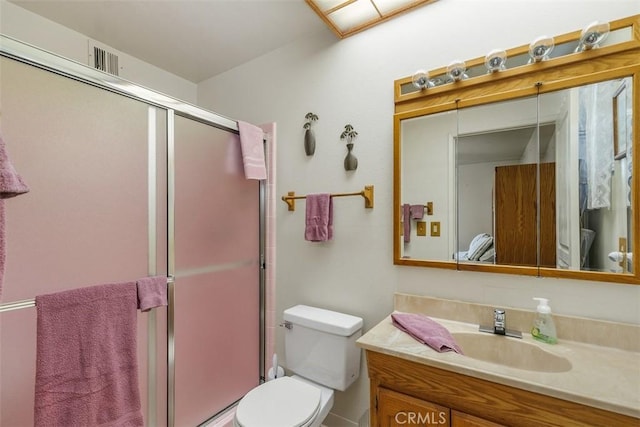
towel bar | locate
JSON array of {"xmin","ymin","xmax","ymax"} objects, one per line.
[
  {"xmin": 281, "ymin": 185, "xmax": 374, "ymax": 211},
  {"xmin": 0, "ymin": 276, "xmax": 175, "ymax": 313}
]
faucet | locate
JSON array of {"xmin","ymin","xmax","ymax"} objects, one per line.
[
  {"xmin": 479, "ymin": 308, "xmax": 522, "ymax": 338},
  {"xmin": 493, "ymin": 309, "xmax": 506, "ymax": 334}
]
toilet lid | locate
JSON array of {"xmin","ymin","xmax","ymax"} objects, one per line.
[{"xmin": 235, "ymin": 377, "xmax": 321, "ymax": 427}]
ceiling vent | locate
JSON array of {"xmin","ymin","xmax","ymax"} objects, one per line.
[{"xmin": 88, "ymin": 40, "xmax": 120, "ymax": 76}]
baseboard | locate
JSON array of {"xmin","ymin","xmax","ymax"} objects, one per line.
[{"xmin": 323, "ymin": 412, "xmax": 358, "ymax": 427}]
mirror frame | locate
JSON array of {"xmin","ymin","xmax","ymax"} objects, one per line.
[{"xmin": 393, "ymin": 14, "xmax": 640, "ymax": 285}]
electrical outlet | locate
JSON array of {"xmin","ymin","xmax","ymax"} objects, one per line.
[
  {"xmin": 416, "ymin": 221, "xmax": 427, "ymax": 236},
  {"xmin": 430, "ymin": 221, "xmax": 441, "ymax": 237}
]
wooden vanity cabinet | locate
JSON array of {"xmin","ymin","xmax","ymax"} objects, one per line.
[
  {"xmin": 377, "ymin": 387, "xmax": 502, "ymax": 427},
  {"xmin": 366, "ymin": 350, "xmax": 638, "ymax": 427}
]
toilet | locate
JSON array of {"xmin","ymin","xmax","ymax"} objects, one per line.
[{"xmin": 234, "ymin": 305, "xmax": 363, "ymax": 427}]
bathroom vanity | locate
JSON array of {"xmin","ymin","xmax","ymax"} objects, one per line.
[{"xmin": 357, "ymin": 295, "xmax": 640, "ymax": 426}]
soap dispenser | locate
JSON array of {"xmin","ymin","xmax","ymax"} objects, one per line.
[{"xmin": 531, "ymin": 297, "xmax": 557, "ymax": 344}]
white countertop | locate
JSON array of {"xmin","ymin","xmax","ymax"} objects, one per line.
[{"xmin": 357, "ymin": 314, "xmax": 640, "ymax": 418}]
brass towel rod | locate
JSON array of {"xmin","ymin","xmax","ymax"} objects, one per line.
[{"xmin": 281, "ymin": 185, "xmax": 374, "ymax": 212}]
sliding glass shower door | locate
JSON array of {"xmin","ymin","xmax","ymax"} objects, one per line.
[{"xmin": 172, "ymin": 116, "xmax": 261, "ymax": 425}]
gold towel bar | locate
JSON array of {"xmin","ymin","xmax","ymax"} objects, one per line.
[{"xmin": 281, "ymin": 185, "xmax": 374, "ymax": 212}]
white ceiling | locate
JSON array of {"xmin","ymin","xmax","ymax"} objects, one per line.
[{"xmin": 8, "ymin": 0, "xmax": 330, "ymax": 83}]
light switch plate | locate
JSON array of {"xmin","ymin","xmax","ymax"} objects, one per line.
[{"xmin": 430, "ymin": 221, "xmax": 440, "ymax": 237}]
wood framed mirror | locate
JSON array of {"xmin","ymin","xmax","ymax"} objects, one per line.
[{"xmin": 393, "ymin": 14, "xmax": 639, "ymax": 285}]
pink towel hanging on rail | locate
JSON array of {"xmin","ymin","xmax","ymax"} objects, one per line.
[
  {"xmin": 305, "ymin": 193, "xmax": 333, "ymax": 242},
  {"xmin": 136, "ymin": 275, "xmax": 168, "ymax": 312},
  {"xmin": 237, "ymin": 120, "xmax": 267, "ymax": 180},
  {"xmin": 34, "ymin": 282, "xmax": 144, "ymax": 427}
]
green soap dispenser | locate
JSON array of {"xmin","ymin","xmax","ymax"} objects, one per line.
[{"xmin": 531, "ymin": 297, "xmax": 557, "ymax": 344}]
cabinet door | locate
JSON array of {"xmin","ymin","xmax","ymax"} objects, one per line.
[
  {"xmin": 451, "ymin": 410, "xmax": 505, "ymax": 427},
  {"xmin": 378, "ymin": 387, "xmax": 450, "ymax": 426}
]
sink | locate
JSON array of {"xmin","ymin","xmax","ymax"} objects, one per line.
[{"xmin": 452, "ymin": 332, "xmax": 572, "ymax": 373}]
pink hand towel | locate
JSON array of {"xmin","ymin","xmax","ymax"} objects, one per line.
[
  {"xmin": 305, "ymin": 193, "xmax": 333, "ymax": 242},
  {"xmin": 391, "ymin": 312, "xmax": 463, "ymax": 354},
  {"xmin": 136, "ymin": 275, "xmax": 168, "ymax": 312},
  {"xmin": 238, "ymin": 120, "xmax": 267, "ymax": 180},
  {"xmin": 35, "ymin": 282, "xmax": 144, "ymax": 427},
  {"xmin": 402, "ymin": 204, "xmax": 411, "ymax": 243},
  {"xmin": 410, "ymin": 204, "xmax": 424, "ymax": 219},
  {"xmin": 402, "ymin": 204, "xmax": 425, "ymax": 244}
]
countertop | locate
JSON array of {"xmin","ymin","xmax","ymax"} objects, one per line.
[{"xmin": 357, "ymin": 314, "xmax": 640, "ymax": 418}]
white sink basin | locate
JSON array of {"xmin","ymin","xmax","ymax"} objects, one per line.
[{"xmin": 452, "ymin": 332, "xmax": 572, "ymax": 372}]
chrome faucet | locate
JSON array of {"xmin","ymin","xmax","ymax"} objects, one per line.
[{"xmin": 479, "ymin": 308, "xmax": 522, "ymax": 338}]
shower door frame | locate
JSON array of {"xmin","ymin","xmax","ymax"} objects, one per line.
[{"xmin": 0, "ymin": 35, "xmax": 266, "ymax": 427}]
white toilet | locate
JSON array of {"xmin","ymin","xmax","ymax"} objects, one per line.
[{"xmin": 234, "ymin": 305, "xmax": 363, "ymax": 427}]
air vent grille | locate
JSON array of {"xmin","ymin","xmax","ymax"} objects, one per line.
[
  {"xmin": 93, "ymin": 46, "xmax": 119, "ymax": 75},
  {"xmin": 88, "ymin": 40, "xmax": 120, "ymax": 76}
]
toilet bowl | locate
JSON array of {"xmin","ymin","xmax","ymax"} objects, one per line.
[
  {"xmin": 233, "ymin": 375, "xmax": 333, "ymax": 427},
  {"xmin": 233, "ymin": 305, "xmax": 362, "ymax": 427}
]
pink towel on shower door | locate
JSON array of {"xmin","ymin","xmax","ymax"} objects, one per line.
[
  {"xmin": 136, "ymin": 275, "xmax": 168, "ymax": 312},
  {"xmin": 0, "ymin": 134, "xmax": 30, "ymax": 199},
  {"xmin": 237, "ymin": 120, "xmax": 267, "ymax": 180},
  {"xmin": 34, "ymin": 282, "xmax": 144, "ymax": 427},
  {"xmin": 0, "ymin": 133, "xmax": 30, "ymax": 301},
  {"xmin": 305, "ymin": 193, "xmax": 333, "ymax": 242}
]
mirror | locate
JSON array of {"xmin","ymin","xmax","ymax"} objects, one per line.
[{"xmin": 394, "ymin": 15, "xmax": 638, "ymax": 284}]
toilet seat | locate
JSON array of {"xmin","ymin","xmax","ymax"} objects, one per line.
[{"xmin": 235, "ymin": 377, "xmax": 321, "ymax": 427}]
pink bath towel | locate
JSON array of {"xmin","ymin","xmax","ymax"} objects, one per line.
[
  {"xmin": 136, "ymin": 275, "xmax": 168, "ymax": 312},
  {"xmin": 391, "ymin": 312, "xmax": 463, "ymax": 354},
  {"xmin": 0, "ymin": 134, "xmax": 29, "ymax": 301},
  {"xmin": 305, "ymin": 193, "xmax": 333, "ymax": 242},
  {"xmin": 238, "ymin": 120, "xmax": 267, "ymax": 180},
  {"xmin": 34, "ymin": 282, "xmax": 144, "ymax": 427}
]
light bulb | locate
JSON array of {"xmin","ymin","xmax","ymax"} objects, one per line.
[
  {"xmin": 577, "ymin": 21, "xmax": 610, "ymax": 51},
  {"xmin": 529, "ymin": 36, "xmax": 554, "ymax": 62},
  {"xmin": 412, "ymin": 69, "xmax": 432, "ymax": 89},
  {"xmin": 446, "ymin": 60, "xmax": 468, "ymax": 82},
  {"xmin": 485, "ymin": 49, "xmax": 507, "ymax": 73}
]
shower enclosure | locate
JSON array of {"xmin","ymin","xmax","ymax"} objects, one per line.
[{"xmin": 0, "ymin": 35, "xmax": 266, "ymax": 426}]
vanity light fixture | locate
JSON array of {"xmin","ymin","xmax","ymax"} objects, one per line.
[
  {"xmin": 484, "ymin": 49, "xmax": 507, "ymax": 73},
  {"xmin": 446, "ymin": 60, "xmax": 468, "ymax": 82},
  {"xmin": 412, "ymin": 69, "xmax": 433, "ymax": 89},
  {"xmin": 528, "ymin": 35, "xmax": 555, "ymax": 63},
  {"xmin": 576, "ymin": 20, "xmax": 610, "ymax": 51}
]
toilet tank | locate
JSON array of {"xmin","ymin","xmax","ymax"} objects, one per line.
[{"xmin": 283, "ymin": 305, "xmax": 363, "ymax": 392}]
